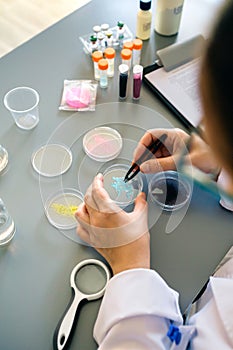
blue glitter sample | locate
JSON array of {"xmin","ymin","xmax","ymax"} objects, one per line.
[{"xmin": 111, "ymin": 176, "xmax": 134, "ymax": 199}]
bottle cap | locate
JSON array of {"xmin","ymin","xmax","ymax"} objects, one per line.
[
  {"xmin": 133, "ymin": 38, "xmax": 143, "ymax": 50},
  {"xmin": 92, "ymin": 51, "xmax": 103, "ymax": 62},
  {"xmin": 93, "ymin": 25, "xmax": 101, "ymax": 33},
  {"xmin": 140, "ymin": 0, "xmax": 151, "ymax": 11},
  {"xmin": 101, "ymin": 23, "xmax": 109, "ymax": 31},
  {"xmin": 121, "ymin": 48, "xmax": 132, "ymax": 60},
  {"xmin": 123, "ymin": 41, "xmax": 134, "ymax": 51},
  {"xmin": 119, "ymin": 64, "xmax": 129, "ymax": 74},
  {"xmin": 104, "ymin": 47, "xmax": 116, "ymax": 59},
  {"xmin": 133, "ymin": 64, "xmax": 143, "ymax": 75},
  {"xmin": 98, "ymin": 58, "xmax": 108, "ymax": 70},
  {"xmin": 117, "ymin": 21, "xmax": 124, "ymax": 28}
]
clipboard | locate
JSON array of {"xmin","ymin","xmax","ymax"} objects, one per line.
[{"xmin": 143, "ymin": 35, "xmax": 206, "ymax": 132}]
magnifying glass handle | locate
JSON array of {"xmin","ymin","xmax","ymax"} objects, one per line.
[{"xmin": 54, "ymin": 289, "xmax": 85, "ymax": 350}]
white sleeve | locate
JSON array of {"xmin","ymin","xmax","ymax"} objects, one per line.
[{"xmin": 94, "ymin": 268, "xmax": 193, "ymax": 350}]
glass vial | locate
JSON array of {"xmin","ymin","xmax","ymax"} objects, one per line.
[
  {"xmin": 119, "ymin": 64, "xmax": 129, "ymax": 99},
  {"xmin": 98, "ymin": 58, "xmax": 109, "ymax": 88},
  {"xmin": 136, "ymin": 0, "xmax": 152, "ymax": 40},
  {"xmin": 121, "ymin": 48, "xmax": 132, "ymax": 71},
  {"xmin": 104, "ymin": 47, "xmax": 116, "ymax": 77},
  {"xmin": 92, "ymin": 51, "xmax": 103, "ymax": 80},
  {"xmin": 133, "ymin": 65, "xmax": 143, "ymax": 100},
  {"xmin": 133, "ymin": 38, "xmax": 143, "ymax": 66},
  {"xmin": 154, "ymin": 0, "xmax": 184, "ymax": 36},
  {"xmin": 0, "ymin": 199, "xmax": 15, "ymax": 247}
]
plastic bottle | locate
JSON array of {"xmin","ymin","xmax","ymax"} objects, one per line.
[
  {"xmin": 92, "ymin": 51, "xmax": 103, "ymax": 80},
  {"xmin": 98, "ymin": 58, "xmax": 109, "ymax": 88},
  {"xmin": 133, "ymin": 38, "xmax": 143, "ymax": 66},
  {"xmin": 136, "ymin": 0, "xmax": 152, "ymax": 40},
  {"xmin": 121, "ymin": 48, "xmax": 132, "ymax": 71},
  {"xmin": 104, "ymin": 48, "xmax": 116, "ymax": 77},
  {"xmin": 154, "ymin": 0, "xmax": 184, "ymax": 36}
]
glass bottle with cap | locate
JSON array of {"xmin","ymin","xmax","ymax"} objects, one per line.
[
  {"xmin": 133, "ymin": 38, "xmax": 143, "ymax": 66},
  {"xmin": 121, "ymin": 48, "xmax": 132, "ymax": 71},
  {"xmin": 104, "ymin": 48, "xmax": 116, "ymax": 77},
  {"xmin": 98, "ymin": 58, "xmax": 109, "ymax": 88},
  {"xmin": 0, "ymin": 198, "xmax": 15, "ymax": 247},
  {"xmin": 92, "ymin": 51, "xmax": 103, "ymax": 80},
  {"xmin": 136, "ymin": 0, "xmax": 152, "ymax": 40}
]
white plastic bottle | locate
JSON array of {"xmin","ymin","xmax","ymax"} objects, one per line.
[
  {"xmin": 154, "ymin": 0, "xmax": 184, "ymax": 36},
  {"xmin": 136, "ymin": 0, "xmax": 152, "ymax": 40}
]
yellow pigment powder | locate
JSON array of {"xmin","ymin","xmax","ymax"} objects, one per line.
[{"xmin": 51, "ymin": 203, "xmax": 78, "ymax": 217}]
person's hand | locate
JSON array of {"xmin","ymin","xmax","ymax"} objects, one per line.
[
  {"xmin": 75, "ymin": 173, "xmax": 150, "ymax": 275},
  {"xmin": 133, "ymin": 128, "xmax": 220, "ymax": 175}
]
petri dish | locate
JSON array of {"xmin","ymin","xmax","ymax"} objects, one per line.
[
  {"xmin": 31, "ymin": 144, "xmax": 72, "ymax": 177},
  {"xmin": 0, "ymin": 145, "xmax": 8, "ymax": 173},
  {"xmin": 148, "ymin": 170, "xmax": 192, "ymax": 211},
  {"xmin": 45, "ymin": 188, "xmax": 83, "ymax": 230},
  {"xmin": 103, "ymin": 164, "xmax": 143, "ymax": 207},
  {"xmin": 83, "ymin": 126, "xmax": 122, "ymax": 162}
]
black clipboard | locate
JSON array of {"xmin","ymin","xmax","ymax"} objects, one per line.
[{"xmin": 143, "ymin": 35, "xmax": 205, "ymax": 133}]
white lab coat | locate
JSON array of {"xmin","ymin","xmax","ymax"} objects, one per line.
[{"xmin": 94, "ymin": 259, "xmax": 233, "ymax": 349}]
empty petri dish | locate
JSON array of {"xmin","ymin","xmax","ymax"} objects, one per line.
[
  {"xmin": 31, "ymin": 144, "xmax": 72, "ymax": 177},
  {"xmin": 0, "ymin": 145, "xmax": 8, "ymax": 173},
  {"xmin": 83, "ymin": 126, "xmax": 122, "ymax": 162},
  {"xmin": 45, "ymin": 188, "xmax": 83, "ymax": 230},
  {"xmin": 103, "ymin": 164, "xmax": 143, "ymax": 207},
  {"xmin": 148, "ymin": 170, "xmax": 191, "ymax": 211}
]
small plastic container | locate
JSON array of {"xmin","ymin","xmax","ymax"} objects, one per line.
[
  {"xmin": 148, "ymin": 171, "xmax": 191, "ymax": 211},
  {"xmin": 121, "ymin": 48, "xmax": 132, "ymax": 70},
  {"xmin": 103, "ymin": 164, "xmax": 143, "ymax": 209},
  {"xmin": 133, "ymin": 38, "xmax": 143, "ymax": 66},
  {"xmin": 119, "ymin": 64, "xmax": 129, "ymax": 99},
  {"xmin": 83, "ymin": 126, "xmax": 123, "ymax": 162},
  {"xmin": 92, "ymin": 51, "xmax": 103, "ymax": 80},
  {"xmin": 45, "ymin": 189, "xmax": 83, "ymax": 230},
  {"xmin": 104, "ymin": 48, "xmax": 116, "ymax": 77},
  {"xmin": 98, "ymin": 58, "xmax": 109, "ymax": 88}
]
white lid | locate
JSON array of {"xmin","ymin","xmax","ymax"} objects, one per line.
[{"xmin": 83, "ymin": 127, "xmax": 123, "ymax": 162}]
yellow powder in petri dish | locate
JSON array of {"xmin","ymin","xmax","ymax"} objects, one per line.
[{"xmin": 51, "ymin": 203, "xmax": 78, "ymax": 217}]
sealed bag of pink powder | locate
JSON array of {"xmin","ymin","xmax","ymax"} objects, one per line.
[{"xmin": 59, "ymin": 80, "xmax": 98, "ymax": 111}]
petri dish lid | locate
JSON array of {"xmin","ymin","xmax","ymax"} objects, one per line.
[
  {"xmin": 83, "ymin": 127, "xmax": 122, "ymax": 162},
  {"xmin": 148, "ymin": 170, "xmax": 191, "ymax": 211},
  {"xmin": 103, "ymin": 164, "xmax": 143, "ymax": 207},
  {"xmin": 0, "ymin": 145, "xmax": 8, "ymax": 173},
  {"xmin": 31, "ymin": 144, "xmax": 72, "ymax": 177},
  {"xmin": 45, "ymin": 188, "xmax": 83, "ymax": 230}
]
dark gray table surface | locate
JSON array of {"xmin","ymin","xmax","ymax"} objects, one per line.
[{"xmin": 0, "ymin": 1, "xmax": 231, "ymax": 349}]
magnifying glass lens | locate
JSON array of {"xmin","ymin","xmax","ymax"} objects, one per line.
[{"xmin": 75, "ymin": 264, "xmax": 108, "ymax": 294}]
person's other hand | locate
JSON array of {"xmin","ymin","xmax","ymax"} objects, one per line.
[
  {"xmin": 133, "ymin": 128, "xmax": 219, "ymax": 175},
  {"xmin": 75, "ymin": 173, "xmax": 150, "ymax": 275}
]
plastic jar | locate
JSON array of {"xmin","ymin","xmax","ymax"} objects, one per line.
[
  {"xmin": 136, "ymin": 0, "xmax": 152, "ymax": 40},
  {"xmin": 92, "ymin": 51, "xmax": 103, "ymax": 80},
  {"xmin": 154, "ymin": 0, "xmax": 184, "ymax": 36},
  {"xmin": 133, "ymin": 38, "xmax": 143, "ymax": 66},
  {"xmin": 121, "ymin": 48, "xmax": 132, "ymax": 70},
  {"xmin": 98, "ymin": 58, "xmax": 109, "ymax": 88},
  {"xmin": 104, "ymin": 47, "xmax": 116, "ymax": 77}
]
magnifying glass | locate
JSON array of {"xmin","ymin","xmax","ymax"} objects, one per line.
[{"xmin": 53, "ymin": 259, "xmax": 111, "ymax": 350}]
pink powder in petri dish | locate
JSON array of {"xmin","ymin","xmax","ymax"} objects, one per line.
[{"xmin": 83, "ymin": 127, "xmax": 122, "ymax": 161}]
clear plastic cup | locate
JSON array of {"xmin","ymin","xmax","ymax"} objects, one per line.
[{"xmin": 4, "ymin": 86, "xmax": 39, "ymax": 130}]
